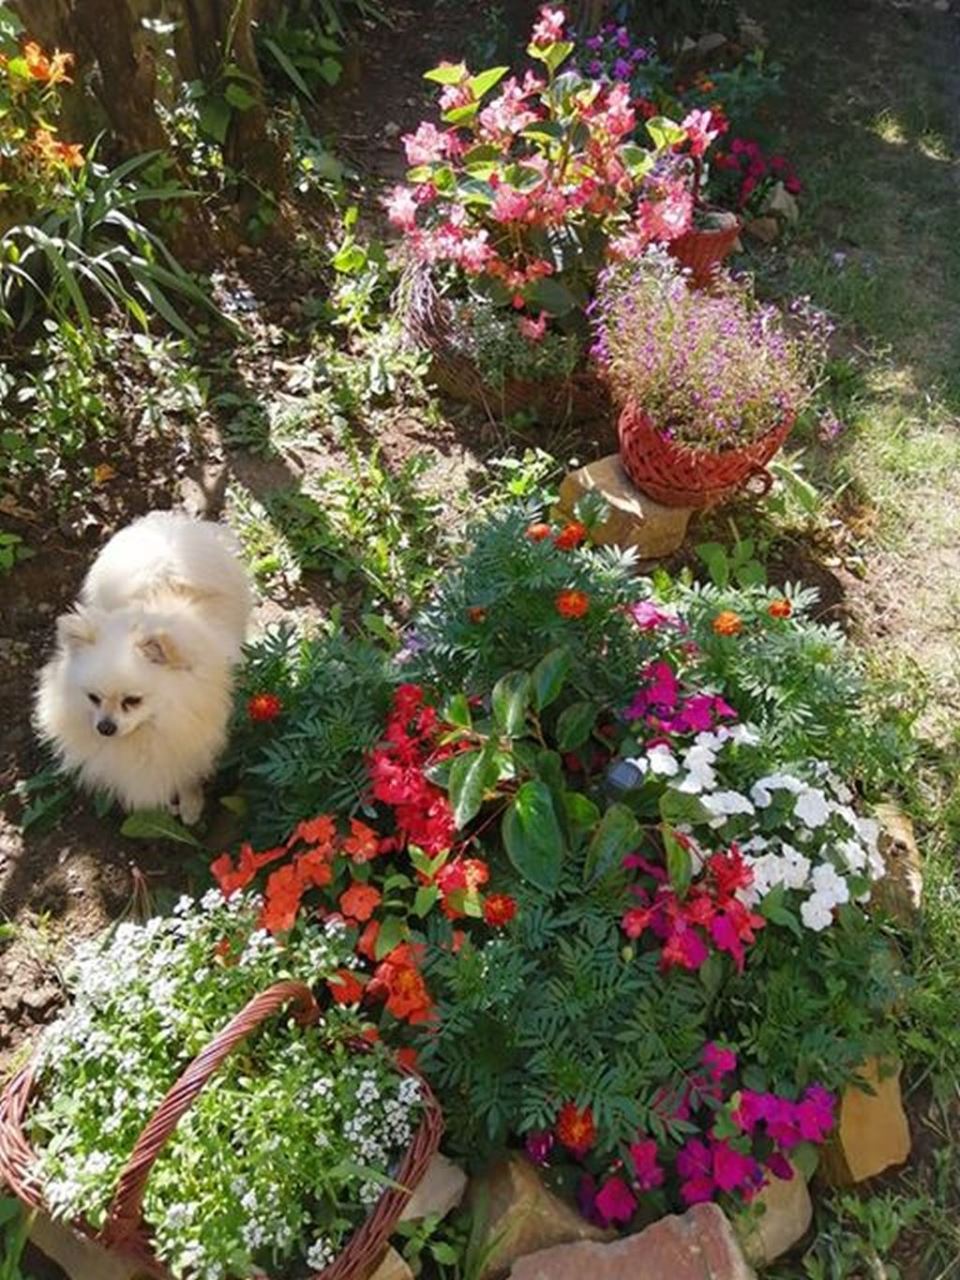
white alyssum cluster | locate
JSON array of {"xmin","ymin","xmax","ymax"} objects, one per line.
[
  {"xmin": 628, "ymin": 730, "xmax": 884, "ymax": 932},
  {"xmin": 29, "ymin": 892, "xmax": 422, "ymax": 1280}
]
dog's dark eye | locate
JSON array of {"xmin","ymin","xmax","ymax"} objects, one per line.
[
  {"xmin": 88, "ymin": 693, "xmax": 101, "ymax": 706},
  {"xmin": 121, "ymin": 696, "xmax": 142, "ymax": 711}
]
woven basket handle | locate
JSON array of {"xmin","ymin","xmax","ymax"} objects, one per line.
[{"xmin": 100, "ymin": 979, "xmax": 320, "ymax": 1246}]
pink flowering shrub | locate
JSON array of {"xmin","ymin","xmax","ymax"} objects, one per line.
[{"xmin": 386, "ymin": 5, "xmax": 705, "ymax": 330}]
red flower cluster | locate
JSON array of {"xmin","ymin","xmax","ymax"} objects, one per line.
[
  {"xmin": 368, "ymin": 684, "xmax": 457, "ymax": 855},
  {"xmin": 248, "ymin": 691, "xmax": 283, "ymax": 722},
  {"xmin": 622, "ymin": 844, "xmax": 764, "ymax": 972}
]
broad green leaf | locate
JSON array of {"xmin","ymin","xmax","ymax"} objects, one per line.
[
  {"xmin": 262, "ymin": 35, "xmax": 316, "ymax": 100},
  {"xmin": 443, "ymin": 692, "xmax": 472, "ymax": 729},
  {"xmin": 448, "ymin": 745, "xmax": 498, "ymax": 828},
  {"xmin": 413, "ymin": 885, "xmax": 439, "ymax": 917},
  {"xmin": 502, "ymin": 780, "xmax": 565, "ymax": 893},
  {"xmin": 532, "ymin": 647, "xmax": 571, "ymax": 711},
  {"xmin": 442, "ymin": 102, "xmax": 480, "ymax": 126},
  {"xmin": 520, "ymin": 120, "xmax": 566, "ymax": 142},
  {"xmin": 526, "ymin": 276, "xmax": 577, "ymax": 316},
  {"xmin": 198, "ymin": 96, "xmax": 231, "ymax": 144},
  {"xmin": 492, "ymin": 671, "xmax": 531, "ymax": 736},
  {"xmin": 374, "ymin": 914, "xmax": 407, "ymax": 960},
  {"xmin": 646, "ymin": 115, "xmax": 687, "ymax": 151},
  {"xmin": 584, "ymin": 803, "xmax": 640, "ymax": 884},
  {"xmin": 424, "ymin": 62, "xmax": 468, "ymax": 85},
  {"xmin": 120, "ymin": 810, "xmax": 201, "ymax": 847},
  {"xmin": 555, "ymin": 701, "xmax": 598, "ymax": 752},
  {"xmin": 658, "ymin": 789, "xmax": 710, "ymax": 825},
  {"xmin": 663, "ymin": 824, "xmax": 692, "ymax": 897},
  {"xmin": 696, "ymin": 541, "xmax": 730, "ymax": 588},
  {"xmin": 469, "ymin": 65, "xmax": 510, "ymax": 99},
  {"xmin": 564, "ymin": 791, "xmax": 601, "ymax": 836},
  {"xmin": 225, "ymin": 81, "xmax": 257, "ymax": 111},
  {"xmin": 791, "ymin": 1142, "xmax": 821, "ymax": 1180}
]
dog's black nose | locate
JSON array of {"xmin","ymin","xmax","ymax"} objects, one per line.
[{"xmin": 97, "ymin": 718, "xmax": 117, "ymax": 737}]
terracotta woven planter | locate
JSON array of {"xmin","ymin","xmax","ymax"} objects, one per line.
[
  {"xmin": 618, "ymin": 402, "xmax": 794, "ymax": 509},
  {"xmin": 0, "ymin": 980, "xmax": 444, "ymax": 1280},
  {"xmin": 668, "ymin": 216, "xmax": 742, "ymax": 288},
  {"xmin": 401, "ymin": 267, "xmax": 610, "ymax": 427}
]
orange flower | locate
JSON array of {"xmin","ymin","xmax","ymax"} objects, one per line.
[
  {"xmin": 327, "ymin": 969, "xmax": 365, "ymax": 1005},
  {"xmin": 712, "ymin": 610, "xmax": 743, "ymax": 637},
  {"xmin": 359, "ymin": 1024, "xmax": 381, "ymax": 1044},
  {"xmin": 767, "ymin": 598, "xmax": 793, "ymax": 619},
  {"xmin": 295, "ymin": 848, "xmax": 333, "ymax": 889},
  {"xmin": 554, "ymin": 521, "xmax": 587, "ymax": 551},
  {"xmin": 483, "ymin": 893, "xmax": 518, "ymax": 927},
  {"xmin": 556, "ymin": 1101, "xmax": 596, "ymax": 1156},
  {"xmin": 340, "ymin": 881, "xmax": 382, "ymax": 923},
  {"xmin": 397, "ymin": 1046, "xmax": 420, "ymax": 1070},
  {"xmin": 369, "ymin": 943, "xmax": 434, "ymax": 1024},
  {"xmin": 248, "ymin": 691, "xmax": 282, "ymax": 722},
  {"xmin": 211, "ymin": 846, "xmax": 258, "ymax": 897},
  {"xmin": 525, "ymin": 522, "xmax": 552, "ymax": 542},
  {"xmin": 260, "ymin": 864, "xmax": 303, "ymax": 933},
  {"xmin": 356, "ymin": 919, "xmax": 381, "ymax": 961},
  {"xmin": 343, "ymin": 818, "xmax": 380, "ymax": 863},
  {"xmin": 289, "ymin": 814, "xmax": 336, "ymax": 850},
  {"xmin": 467, "ymin": 605, "xmax": 487, "ymax": 624},
  {"xmin": 54, "ymin": 140, "xmax": 84, "ymax": 168},
  {"xmin": 556, "ymin": 588, "xmax": 590, "ymax": 619}
]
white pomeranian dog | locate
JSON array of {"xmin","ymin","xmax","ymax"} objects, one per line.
[{"xmin": 35, "ymin": 511, "xmax": 253, "ymax": 825}]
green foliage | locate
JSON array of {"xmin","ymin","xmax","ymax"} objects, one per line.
[
  {"xmin": 0, "ymin": 1197, "xmax": 34, "ymax": 1280},
  {"xmin": 446, "ymin": 295, "xmax": 582, "ymax": 390},
  {"xmin": 219, "ymin": 624, "xmax": 394, "ymax": 844},
  {"xmin": 0, "ymin": 529, "xmax": 29, "ymax": 574},
  {"xmin": 717, "ymin": 907, "xmax": 904, "ymax": 1093},
  {"xmin": 0, "ymin": 151, "xmax": 225, "ymax": 338},
  {"xmin": 411, "ymin": 502, "xmax": 643, "ymax": 700}
]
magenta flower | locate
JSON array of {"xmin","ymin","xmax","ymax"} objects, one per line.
[
  {"xmin": 702, "ymin": 1042, "xmax": 737, "ymax": 1080},
  {"xmin": 595, "ymin": 1175, "xmax": 637, "ymax": 1225},
  {"xmin": 627, "ymin": 600, "xmax": 678, "ymax": 631},
  {"xmin": 525, "ymin": 1129, "xmax": 555, "ymax": 1165},
  {"xmin": 766, "ymin": 1152, "xmax": 795, "ymax": 1181},
  {"xmin": 628, "ymin": 1137, "xmax": 665, "ymax": 1191},
  {"xmin": 711, "ymin": 1139, "xmax": 762, "ymax": 1194},
  {"xmin": 677, "ymin": 1138, "xmax": 715, "ymax": 1204}
]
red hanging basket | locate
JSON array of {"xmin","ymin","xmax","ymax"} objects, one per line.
[
  {"xmin": 618, "ymin": 401, "xmax": 794, "ymax": 509},
  {"xmin": 0, "ymin": 981, "xmax": 444, "ymax": 1280},
  {"xmin": 401, "ymin": 266, "xmax": 610, "ymax": 427},
  {"xmin": 668, "ymin": 216, "xmax": 742, "ymax": 288}
]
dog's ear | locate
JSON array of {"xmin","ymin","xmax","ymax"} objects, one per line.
[
  {"xmin": 137, "ymin": 630, "xmax": 190, "ymax": 669},
  {"xmin": 56, "ymin": 609, "xmax": 96, "ymax": 648}
]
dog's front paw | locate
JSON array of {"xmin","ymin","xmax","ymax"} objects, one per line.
[{"xmin": 175, "ymin": 786, "xmax": 204, "ymax": 826}]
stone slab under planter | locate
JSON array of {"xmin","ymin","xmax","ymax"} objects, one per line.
[
  {"xmin": 556, "ymin": 454, "xmax": 694, "ymax": 560},
  {"xmin": 735, "ymin": 1160, "xmax": 813, "ymax": 1266},
  {"xmin": 820, "ymin": 1057, "xmax": 911, "ymax": 1184}
]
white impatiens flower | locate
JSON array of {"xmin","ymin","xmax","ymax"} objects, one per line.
[
  {"xmin": 811, "ymin": 862, "xmax": 850, "ymax": 905},
  {"xmin": 750, "ymin": 773, "xmax": 805, "ymax": 808},
  {"xmin": 800, "ymin": 894, "xmax": 835, "ymax": 932},
  {"xmin": 646, "ymin": 744, "xmax": 679, "ymax": 776},
  {"xmin": 779, "ymin": 844, "xmax": 812, "ymax": 890},
  {"xmin": 794, "ymin": 788, "xmax": 831, "ymax": 829},
  {"xmin": 701, "ymin": 789, "xmax": 756, "ymax": 820},
  {"xmin": 729, "ymin": 723, "xmax": 761, "ymax": 747},
  {"xmin": 675, "ymin": 743, "xmax": 718, "ymax": 793}
]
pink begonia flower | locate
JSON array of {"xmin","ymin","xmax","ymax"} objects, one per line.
[
  {"xmin": 491, "ymin": 184, "xmax": 533, "ymax": 223},
  {"xmin": 702, "ymin": 1042, "xmax": 737, "ymax": 1080},
  {"xmin": 594, "ymin": 1175, "xmax": 637, "ymax": 1225},
  {"xmin": 598, "ymin": 82, "xmax": 635, "ymax": 138},
  {"xmin": 479, "ymin": 78, "xmax": 539, "ymax": 141},
  {"xmin": 627, "ymin": 600, "xmax": 678, "ymax": 631},
  {"xmin": 628, "ymin": 1138, "xmax": 665, "ymax": 1190},
  {"xmin": 531, "ymin": 4, "xmax": 565, "ymax": 46},
  {"xmin": 402, "ymin": 121, "xmax": 450, "ymax": 167},
  {"xmin": 384, "ymin": 185, "xmax": 418, "ymax": 230},
  {"xmin": 682, "ymin": 108, "xmax": 721, "ymax": 158},
  {"xmin": 518, "ymin": 312, "xmax": 547, "ymax": 342},
  {"xmin": 636, "ymin": 182, "xmax": 694, "ymax": 243},
  {"xmin": 439, "ymin": 80, "xmax": 473, "ymax": 113}
]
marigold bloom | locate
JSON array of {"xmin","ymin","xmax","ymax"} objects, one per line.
[
  {"xmin": 556, "ymin": 588, "xmax": 590, "ymax": 619},
  {"xmin": 712, "ymin": 610, "xmax": 743, "ymax": 637},
  {"xmin": 248, "ymin": 691, "xmax": 282, "ymax": 722},
  {"xmin": 467, "ymin": 605, "xmax": 488, "ymax": 624},
  {"xmin": 554, "ymin": 521, "xmax": 587, "ymax": 551},
  {"xmin": 556, "ymin": 1101, "xmax": 596, "ymax": 1156},
  {"xmin": 483, "ymin": 893, "xmax": 518, "ymax": 927},
  {"xmin": 339, "ymin": 882, "xmax": 382, "ymax": 923},
  {"xmin": 767, "ymin": 598, "xmax": 793, "ymax": 619},
  {"xmin": 525, "ymin": 521, "xmax": 552, "ymax": 542}
]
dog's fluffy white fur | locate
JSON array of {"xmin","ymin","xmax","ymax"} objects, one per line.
[{"xmin": 35, "ymin": 511, "xmax": 253, "ymax": 825}]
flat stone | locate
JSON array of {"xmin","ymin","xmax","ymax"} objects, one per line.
[
  {"xmin": 736, "ymin": 1162, "xmax": 812, "ymax": 1265},
  {"xmin": 556, "ymin": 455, "xmax": 693, "ymax": 560},
  {"xmin": 366, "ymin": 1246, "xmax": 414, "ymax": 1280},
  {"xmin": 21, "ymin": 984, "xmax": 60, "ymax": 1019},
  {"xmin": 745, "ymin": 216, "xmax": 780, "ymax": 244},
  {"xmin": 471, "ymin": 1155, "xmax": 610, "ymax": 1278},
  {"xmin": 30, "ymin": 1211, "xmax": 153, "ymax": 1280},
  {"xmin": 509, "ymin": 1203, "xmax": 754, "ymax": 1280},
  {"xmin": 763, "ymin": 182, "xmax": 800, "ymax": 225},
  {"xmin": 871, "ymin": 802, "xmax": 923, "ymax": 927},
  {"xmin": 820, "ymin": 1057, "xmax": 911, "ymax": 1185},
  {"xmin": 400, "ymin": 1152, "xmax": 467, "ymax": 1222}
]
